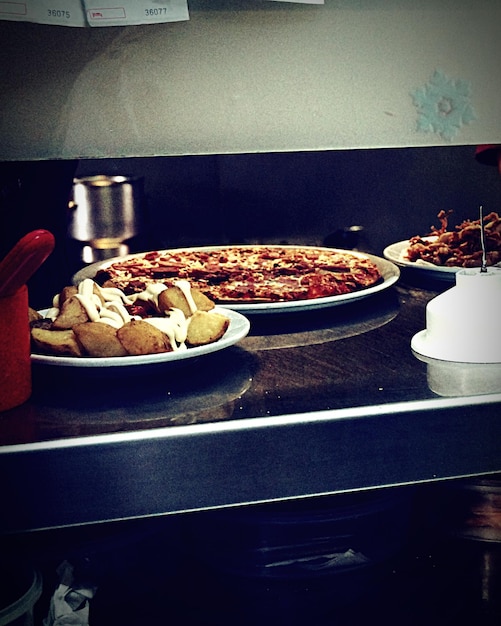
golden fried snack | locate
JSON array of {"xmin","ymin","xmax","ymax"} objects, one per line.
[
  {"xmin": 51, "ymin": 296, "xmax": 89, "ymax": 329},
  {"xmin": 28, "ymin": 307, "xmax": 42, "ymax": 323},
  {"xmin": 30, "ymin": 279, "xmax": 230, "ymax": 358},
  {"xmin": 157, "ymin": 286, "xmax": 215, "ymax": 317},
  {"xmin": 406, "ymin": 210, "xmax": 501, "ymax": 267},
  {"xmin": 31, "ymin": 327, "xmax": 83, "ymax": 357},
  {"xmin": 30, "ymin": 317, "xmax": 53, "ymax": 331},
  {"xmin": 59, "ymin": 283, "xmax": 105, "ymax": 305},
  {"xmin": 58, "ymin": 285, "xmax": 78, "ymax": 306},
  {"xmin": 73, "ymin": 322, "xmax": 128, "ymax": 358},
  {"xmin": 186, "ymin": 310, "xmax": 230, "ymax": 347},
  {"xmin": 117, "ymin": 319, "xmax": 171, "ymax": 355}
]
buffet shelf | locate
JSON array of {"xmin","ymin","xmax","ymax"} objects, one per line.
[{"xmin": 1, "ymin": 284, "xmax": 500, "ymax": 533}]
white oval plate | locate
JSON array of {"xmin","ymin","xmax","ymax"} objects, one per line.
[
  {"xmin": 31, "ymin": 307, "xmax": 250, "ymax": 368},
  {"xmin": 383, "ymin": 238, "xmax": 460, "ymax": 282},
  {"xmin": 384, "ymin": 238, "xmax": 501, "ymax": 282},
  {"xmin": 73, "ymin": 246, "xmax": 400, "ymax": 315}
]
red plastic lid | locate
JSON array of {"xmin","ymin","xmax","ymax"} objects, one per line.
[{"xmin": 475, "ymin": 144, "xmax": 501, "ymax": 166}]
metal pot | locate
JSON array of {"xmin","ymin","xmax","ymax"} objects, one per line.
[{"xmin": 68, "ymin": 175, "xmax": 144, "ymax": 245}]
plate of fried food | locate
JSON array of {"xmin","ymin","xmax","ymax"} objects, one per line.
[
  {"xmin": 30, "ymin": 279, "xmax": 250, "ymax": 367},
  {"xmin": 383, "ymin": 210, "xmax": 501, "ymax": 282}
]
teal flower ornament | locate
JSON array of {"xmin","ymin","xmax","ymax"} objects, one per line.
[{"xmin": 411, "ymin": 70, "xmax": 476, "ymax": 141}]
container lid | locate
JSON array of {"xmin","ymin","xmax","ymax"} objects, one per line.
[{"xmin": 73, "ymin": 174, "xmax": 142, "ymax": 187}]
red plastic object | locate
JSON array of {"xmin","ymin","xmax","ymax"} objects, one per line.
[
  {"xmin": 475, "ymin": 144, "xmax": 501, "ymax": 169},
  {"xmin": 0, "ymin": 285, "xmax": 31, "ymax": 411},
  {"xmin": 0, "ymin": 229, "xmax": 55, "ymax": 298}
]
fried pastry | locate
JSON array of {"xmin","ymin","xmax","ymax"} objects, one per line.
[
  {"xmin": 186, "ymin": 310, "xmax": 230, "ymax": 347},
  {"xmin": 58, "ymin": 285, "xmax": 78, "ymax": 306},
  {"xmin": 158, "ymin": 285, "xmax": 215, "ymax": 317},
  {"xmin": 28, "ymin": 307, "xmax": 43, "ymax": 323},
  {"xmin": 117, "ymin": 319, "xmax": 171, "ymax": 355},
  {"xmin": 31, "ymin": 327, "xmax": 83, "ymax": 357},
  {"xmin": 73, "ymin": 322, "xmax": 128, "ymax": 358},
  {"xmin": 51, "ymin": 295, "xmax": 89, "ymax": 329}
]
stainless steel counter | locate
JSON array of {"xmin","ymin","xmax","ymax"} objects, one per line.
[{"xmin": 1, "ymin": 284, "xmax": 500, "ymax": 533}]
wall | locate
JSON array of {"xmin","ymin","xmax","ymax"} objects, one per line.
[
  {"xmin": 1, "ymin": 2, "xmax": 500, "ymax": 306},
  {"xmin": 1, "ymin": 0, "xmax": 501, "ymax": 161},
  {"xmin": 74, "ymin": 146, "xmax": 501, "ymax": 256}
]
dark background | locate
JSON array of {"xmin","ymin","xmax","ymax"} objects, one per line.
[{"xmin": 1, "ymin": 145, "xmax": 500, "ymax": 308}]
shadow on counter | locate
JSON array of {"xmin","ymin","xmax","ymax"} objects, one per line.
[
  {"xmin": 0, "ymin": 347, "xmax": 258, "ymax": 445},
  {"xmin": 242, "ymin": 287, "xmax": 400, "ymax": 350}
]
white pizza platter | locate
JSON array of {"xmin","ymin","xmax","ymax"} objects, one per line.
[{"xmin": 73, "ymin": 245, "xmax": 400, "ymax": 315}]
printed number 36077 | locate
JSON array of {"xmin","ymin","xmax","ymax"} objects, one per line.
[{"xmin": 145, "ymin": 8, "xmax": 168, "ymax": 16}]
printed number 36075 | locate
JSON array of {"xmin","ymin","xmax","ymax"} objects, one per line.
[{"xmin": 48, "ymin": 9, "xmax": 71, "ymax": 19}]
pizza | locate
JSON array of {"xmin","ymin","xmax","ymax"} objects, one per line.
[{"xmin": 93, "ymin": 246, "xmax": 383, "ymax": 304}]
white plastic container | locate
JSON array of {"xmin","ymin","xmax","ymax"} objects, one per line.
[{"xmin": 411, "ymin": 267, "xmax": 501, "ymax": 363}]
